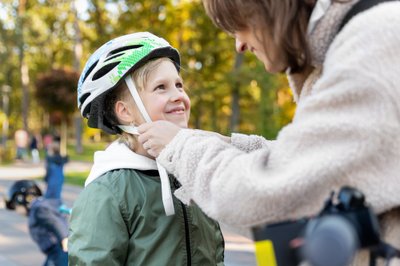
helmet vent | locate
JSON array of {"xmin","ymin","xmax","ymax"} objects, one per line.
[
  {"xmin": 92, "ymin": 62, "xmax": 119, "ymax": 81},
  {"xmin": 104, "ymin": 52, "xmax": 124, "ymax": 63},
  {"xmin": 82, "ymin": 60, "xmax": 99, "ymax": 84},
  {"xmin": 108, "ymin": 44, "xmax": 143, "ymax": 56},
  {"xmin": 79, "ymin": 92, "xmax": 91, "ymax": 106}
]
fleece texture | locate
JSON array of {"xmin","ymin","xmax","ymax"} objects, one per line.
[{"xmin": 157, "ymin": 1, "xmax": 400, "ymax": 265}]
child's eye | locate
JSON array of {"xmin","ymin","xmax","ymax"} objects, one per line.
[
  {"xmin": 176, "ymin": 82, "xmax": 183, "ymax": 89},
  {"xmin": 154, "ymin": 85, "xmax": 165, "ymax": 91}
]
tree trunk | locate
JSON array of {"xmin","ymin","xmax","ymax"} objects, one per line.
[
  {"xmin": 1, "ymin": 85, "xmax": 11, "ymax": 147},
  {"xmin": 259, "ymin": 82, "xmax": 274, "ymax": 138},
  {"xmin": 194, "ymin": 96, "xmax": 202, "ymax": 130},
  {"xmin": 72, "ymin": 0, "xmax": 83, "ymax": 154},
  {"xmin": 60, "ymin": 119, "xmax": 68, "ymax": 157},
  {"xmin": 18, "ymin": 0, "xmax": 30, "ymax": 131},
  {"xmin": 74, "ymin": 114, "xmax": 83, "ymax": 153},
  {"xmin": 230, "ymin": 53, "xmax": 243, "ymax": 133},
  {"xmin": 211, "ymin": 99, "xmax": 219, "ymax": 132}
]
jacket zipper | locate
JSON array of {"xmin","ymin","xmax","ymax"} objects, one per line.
[
  {"xmin": 181, "ymin": 202, "xmax": 192, "ymax": 266},
  {"xmin": 173, "ymin": 178, "xmax": 191, "ymax": 266}
]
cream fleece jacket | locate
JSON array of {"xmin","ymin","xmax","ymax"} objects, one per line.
[{"xmin": 158, "ymin": 1, "xmax": 400, "ymax": 265}]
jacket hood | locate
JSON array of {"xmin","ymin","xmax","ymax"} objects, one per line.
[{"xmin": 85, "ymin": 140, "xmax": 157, "ymax": 186}]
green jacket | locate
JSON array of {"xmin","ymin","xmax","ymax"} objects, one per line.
[{"xmin": 69, "ymin": 169, "xmax": 225, "ymax": 265}]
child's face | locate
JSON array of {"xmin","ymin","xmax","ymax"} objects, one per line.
[{"xmin": 139, "ymin": 60, "xmax": 191, "ymax": 128}]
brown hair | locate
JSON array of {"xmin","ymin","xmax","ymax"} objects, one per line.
[{"xmin": 202, "ymin": 0, "xmax": 315, "ymax": 73}]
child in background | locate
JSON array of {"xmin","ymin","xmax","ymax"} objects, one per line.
[
  {"xmin": 44, "ymin": 141, "xmax": 68, "ymax": 200},
  {"xmin": 68, "ymin": 32, "xmax": 225, "ymax": 265},
  {"xmin": 28, "ymin": 197, "xmax": 69, "ymax": 266}
]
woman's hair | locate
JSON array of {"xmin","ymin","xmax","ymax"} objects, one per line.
[
  {"xmin": 103, "ymin": 57, "xmax": 177, "ymax": 150},
  {"xmin": 202, "ymin": 0, "xmax": 316, "ymax": 73}
]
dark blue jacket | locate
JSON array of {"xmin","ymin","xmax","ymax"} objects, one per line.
[
  {"xmin": 44, "ymin": 155, "xmax": 68, "ymax": 199},
  {"xmin": 28, "ymin": 198, "xmax": 69, "ymax": 254}
]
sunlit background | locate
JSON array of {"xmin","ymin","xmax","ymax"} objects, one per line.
[{"xmin": 0, "ymin": 0, "xmax": 295, "ymax": 163}]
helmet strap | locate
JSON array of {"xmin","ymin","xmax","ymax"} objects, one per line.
[
  {"xmin": 118, "ymin": 125, "xmax": 139, "ymax": 135},
  {"xmin": 124, "ymin": 76, "xmax": 152, "ymax": 122},
  {"xmin": 122, "ymin": 76, "xmax": 175, "ymax": 216}
]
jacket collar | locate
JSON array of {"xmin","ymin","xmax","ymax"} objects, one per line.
[{"xmin": 85, "ymin": 140, "xmax": 157, "ymax": 186}]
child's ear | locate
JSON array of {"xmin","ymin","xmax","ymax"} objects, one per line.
[{"xmin": 115, "ymin": 100, "xmax": 134, "ymax": 124}]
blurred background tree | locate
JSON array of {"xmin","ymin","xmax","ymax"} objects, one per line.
[
  {"xmin": 35, "ymin": 68, "xmax": 79, "ymax": 155},
  {"xmin": 0, "ymin": 0, "xmax": 295, "ymax": 161}
]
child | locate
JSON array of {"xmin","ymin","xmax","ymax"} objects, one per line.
[
  {"xmin": 44, "ymin": 141, "xmax": 68, "ymax": 200},
  {"xmin": 28, "ymin": 197, "xmax": 69, "ymax": 266},
  {"xmin": 68, "ymin": 32, "xmax": 225, "ymax": 265}
]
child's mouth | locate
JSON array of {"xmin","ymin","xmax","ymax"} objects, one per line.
[{"xmin": 166, "ymin": 107, "xmax": 185, "ymax": 114}]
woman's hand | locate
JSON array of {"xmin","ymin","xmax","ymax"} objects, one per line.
[{"xmin": 138, "ymin": 121, "xmax": 181, "ymax": 157}]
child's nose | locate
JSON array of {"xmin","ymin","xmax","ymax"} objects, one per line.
[{"xmin": 170, "ymin": 88, "xmax": 186, "ymax": 102}]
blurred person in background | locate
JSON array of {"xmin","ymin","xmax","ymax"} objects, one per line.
[
  {"xmin": 14, "ymin": 129, "xmax": 29, "ymax": 161},
  {"xmin": 29, "ymin": 132, "xmax": 40, "ymax": 163},
  {"xmin": 44, "ymin": 141, "xmax": 68, "ymax": 201},
  {"xmin": 28, "ymin": 196, "xmax": 69, "ymax": 266}
]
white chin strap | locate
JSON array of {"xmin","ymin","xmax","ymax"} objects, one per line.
[
  {"xmin": 118, "ymin": 76, "xmax": 175, "ymax": 216},
  {"xmin": 307, "ymin": 0, "xmax": 331, "ymax": 35},
  {"xmin": 118, "ymin": 125, "xmax": 139, "ymax": 135}
]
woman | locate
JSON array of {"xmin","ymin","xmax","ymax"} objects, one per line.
[{"xmin": 138, "ymin": 1, "xmax": 400, "ymax": 264}]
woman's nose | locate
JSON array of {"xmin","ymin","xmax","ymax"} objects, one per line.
[{"xmin": 235, "ymin": 38, "xmax": 248, "ymax": 53}]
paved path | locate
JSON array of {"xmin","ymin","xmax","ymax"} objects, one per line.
[{"xmin": 0, "ymin": 161, "xmax": 256, "ymax": 266}]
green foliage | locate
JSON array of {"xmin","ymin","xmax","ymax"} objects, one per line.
[{"xmin": 0, "ymin": 144, "xmax": 15, "ymax": 164}]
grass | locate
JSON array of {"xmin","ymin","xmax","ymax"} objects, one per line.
[
  {"xmin": 1, "ymin": 139, "xmax": 110, "ymax": 165},
  {"xmin": 67, "ymin": 141, "xmax": 109, "ymax": 162},
  {"xmin": 62, "ymin": 141, "xmax": 106, "ymax": 186},
  {"xmin": 35, "ymin": 171, "xmax": 89, "ymax": 187},
  {"xmin": 36, "ymin": 140, "xmax": 108, "ymax": 187},
  {"xmin": 65, "ymin": 171, "xmax": 89, "ymax": 187},
  {"xmin": 64, "ymin": 141, "xmax": 108, "ymax": 186}
]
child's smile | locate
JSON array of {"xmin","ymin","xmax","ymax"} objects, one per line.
[{"xmin": 140, "ymin": 60, "xmax": 191, "ymax": 128}]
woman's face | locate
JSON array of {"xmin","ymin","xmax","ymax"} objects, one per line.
[
  {"xmin": 234, "ymin": 27, "xmax": 287, "ymax": 73},
  {"xmin": 139, "ymin": 60, "xmax": 191, "ymax": 128}
]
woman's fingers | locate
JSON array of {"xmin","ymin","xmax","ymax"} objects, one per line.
[{"xmin": 137, "ymin": 121, "xmax": 182, "ymax": 157}]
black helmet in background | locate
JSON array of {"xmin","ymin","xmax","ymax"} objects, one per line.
[{"xmin": 4, "ymin": 180, "xmax": 42, "ymax": 215}]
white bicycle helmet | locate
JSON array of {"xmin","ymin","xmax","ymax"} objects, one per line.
[
  {"xmin": 77, "ymin": 32, "xmax": 180, "ymax": 134},
  {"xmin": 77, "ymin": 32, "xmax": 180, "ymax": 216}
]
